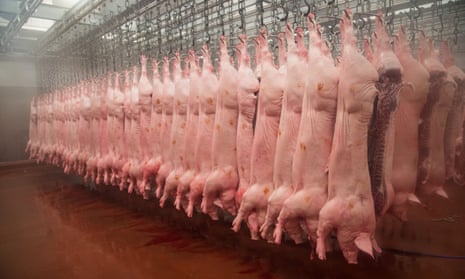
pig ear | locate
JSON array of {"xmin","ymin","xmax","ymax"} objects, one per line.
[
  {"xmin": 408, "ymin": 193, "xmax": 422, "ymax": 204},
  {"xmin": 354, "ymin": 233, "xmax": 374, "ymax": 258},
  {"xmin": 435, "ymin": 188, "xmax": 448, "ymax": 199},
  {"xmin": 372, "ymin": 238, "xmax": 382, "ymax": 254}
]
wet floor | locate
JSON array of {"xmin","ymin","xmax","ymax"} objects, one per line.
[{"xmin": 1, "ymin": 162, "xmax": 464, "ymax": 279}]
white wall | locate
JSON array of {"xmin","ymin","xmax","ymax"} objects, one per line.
[
  {"xmin": 0, "ymin": 55, "xmax": 38, "ymax": 162},
  {"xmin": 0, "ymin": 56, "xmax": 37, "ymax": 88}
]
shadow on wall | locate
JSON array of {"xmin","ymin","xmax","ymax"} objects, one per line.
[{"xmin": 0, "ymin": 87, "xmax": 37, "ymax": 162}]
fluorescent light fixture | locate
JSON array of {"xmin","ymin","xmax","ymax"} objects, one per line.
[
  {"xmin": 53, "ymin": 0, "xmax": 86, "ymax": 9},
  {"xmin": 22, "ymin": 17, "xmax": 56, "ymax": 32},
  {"xmin": 0, "ymin": 17, "xmax": 9, "ymax": 27}
]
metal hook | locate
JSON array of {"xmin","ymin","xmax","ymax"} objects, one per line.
[
  {"xmin": 304, "ymin": 0, "xmax": 316, "ymax": 17},
  {"xmin": 256, "ymin": 0, "xmax": 265, "ymax": 27},
  {"xmin": 410, "ymin": 0, "xmax": 422, "ymax": 20},
  {"xmin": 278, "ymin": 1, "xmax": 289, "ymax": 22}
]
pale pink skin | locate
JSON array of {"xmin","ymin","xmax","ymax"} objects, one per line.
[
  {"xmin": 367, "ymin": 12, "xmax": 404, "ymax": 215},
  {"xmin": 273, "ymin": 15, "xmax": 338, "ymax": 259},
  {"xmin": 50, "ymin": 91, "xmax": 62, "ymax": 167},
  {"xmin": 103, "ymin": 81, "xmax": 113, "ymax": 181},
  {"xmin": 39, "ymin": 94, "xmax": 49, "ymax": 164},
  {"xmin": 161, "ymin": 53, "xmax": 190, "ymax": 208},
  {"xmin": 33, "ymin": 96, "xmax": 40, "ymax": 161},
  {"xmin": 316, "ymin": 9, "xmax": 380, "ymax": 264},
  {"xmin": 441, "ymin": 41, "xmax": 465, "ymax": 181},
  {"xmin": 234, "ymin": 35, "xmax": 259, "ymax": 208},
  {"xmin": 119, "ymin": 70, "xmax": 133, "ymax": 191},
  {"xmin": 67, "ymin": 89, "xmax": 76, "ymax": 171},
  {"xmin": 202, "ymin": 36, "xmax": 240, "ymax": 219},
  {"xmin": 50, "ymin": 91, "xmax": 60, "ymax": 166},
  {"xmin": 69, "ymin": 89, "xmax": 79, "ymax": 171},
  {"xmin": 46, "ymin": 94, "xmax": 55, "ymax": 165},
  {"xmin": 36, "ymin": 94, "xmax": 47, "ymax": 163},
  {"xmin": 26, "ymin": 96, "xmax": 37, "ymax": 159},
  {"xmin": 187, "ymin": 45, "xmax": 218, "ymax": 218},
  {"xmin": 61, "ymin": 91, "xmax": 70, "ymax": 171},
  {"xmin": 390, "ymin": 26, "xmax": 430, "ymax": 221},
  {"xmin": 80, "ymin": 82, "xmax": 93, "ymax": 180},
  {"xmin": 259, "ymin": 32, "xmax": 288, "ymax": 240},
  {"xmin": 232, "ymin": 30, "xmax": 280, "ymax": 240},
  {"xmin": 104, "ymin": 76, "xmax": 115, "ymax": 184},
  {"xmin": 89, "ymin": 80, "xmax": 102, "ymax": 183},
  {"xmin": 175, "ymin": 51, "xmax": 201, "ymax": 212},
  {"xmin": 96, "ymin": 77, "xmax": 111, "ymax": 185},
  {"xmin": 126, "ymin": 66, "xmax": 144, "ymax": 194},
  {"xmin": 141, "ymin": 59, "xmax": 163, "ymax": 196},
  {"xmin": 110, "ymin": 72, "xmax": 126, "ymax": 186},
  {"xmin": 101, "ymin": 73, "xmax": 116, "ymax": 185},
  {"xmin": 36, "ymin": 96, "xmax": 44, "ymax": 163},
  {"xmin": 67, "ymin": 89, "xmax": 78, "ymax": 172},
  {"xmin": 261, "ymin": 24, "xmax": 308, "ymax": 244},
  {"xmin": 58, "ymin": 92, "xmax": 67, "ymax": 168},
  {"xmin": 155, "ymin": 57, "xmax": 175, "ymax": 199},
  {"xmin": 416, "ymin": 32, "xmax": 455, "ymax": 198}
]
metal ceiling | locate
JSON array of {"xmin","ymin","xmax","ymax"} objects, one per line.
[
  {"xmin": 0, "ymin": 0, "xmax": 85, "ymax": 54},
  {"xmin": 0, "ymin": 0, "xmax": 464, "ymax": 91}
]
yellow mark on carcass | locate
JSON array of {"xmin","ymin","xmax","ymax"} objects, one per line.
[
  {"xmin": 172, "ymin": 139, "xmax": 176, "ymax": 145},
  {"xmin": 207, "ymin": 97, "xmax": 214, "ymax": 105},
  {"xmin": 348, "ymin": 201, "xmax": 354, "ymax": 209},
  {"xmin": 317, "ymin": 82, "xmax": 324, "ymax": 91},
  {"xmin": 263, "ymin": 187, "xmax": 270, "ymax": 195},
  {"xmin": 229, "ymin": 119, "xmax": 235, "ymax": 126},
  {"xmin": 300, "ymin": 142, "xmax": 306, "ymax": 151},
  {"xmin": 349, "ymin": 84, "xmax": 356, "ymax": 94},
  {"xmin": 216, "ymin": 124, "xmax": 220, "ymax": 130}
]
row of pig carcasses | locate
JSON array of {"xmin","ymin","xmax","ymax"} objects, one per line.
[{"xmin": 27, "ymin": 10, "xmax": 465, "ymax": 264}]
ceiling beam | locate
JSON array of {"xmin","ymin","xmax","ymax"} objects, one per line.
[
  {"xmin": 0, "ymin": 0, "xmax": 44, "ymax": 51},
  {"xmin": 37, "ymin": 0, "xmax": 107, "ymax": 54}
]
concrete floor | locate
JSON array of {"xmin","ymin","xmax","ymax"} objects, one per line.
[{"xmin": 0, "ymin": 162, "xmax": 464, "ymax": 279}]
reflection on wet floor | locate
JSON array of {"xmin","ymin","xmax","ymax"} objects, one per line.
[
  {"xmin": 1, "ymin": 163, "xmax": 465, "ymax": 279},
  {"xmin": 0, "ymin": 164, "xmax": 279, "ymax": 279}
]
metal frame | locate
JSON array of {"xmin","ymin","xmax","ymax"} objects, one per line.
[
  {"xmin": 0, "ymin": 0, "xmax": 44, "ymax": 51},
  {"xmin": 36, "ymin": 0, "xmax": 465, "ymax": 92}
]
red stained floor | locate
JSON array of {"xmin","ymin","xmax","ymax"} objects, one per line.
[{"xmin": 0, "ymin": 162, "xmax": 464, "ymax": 279}]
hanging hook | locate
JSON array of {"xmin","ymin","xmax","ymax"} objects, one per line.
[
  {"xmin": 257, "ymin": 0, "xmax": 265, "ymax": 28},
  {"xmin": 238, "ymin": 0, "xmax": 246, "ymax": 31},
  {"xmin": 453, "ymin": 12, "xmax": 459, "ymax": 45},
  {"xmin": 410, "ymin": 0, "xmax": 422, "ymax": 20},
  {"xmin": 278, "ymin": 0, "xmax": 289, "ymax": 22},
  {"xmin": 304, "ymin": 0, "xmax": 316, "ymax": 16}
]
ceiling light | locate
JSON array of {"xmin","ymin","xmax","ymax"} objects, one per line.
[{"xmin": 22, "ymin": 17, "xmax": 56, "ymax": 32}]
